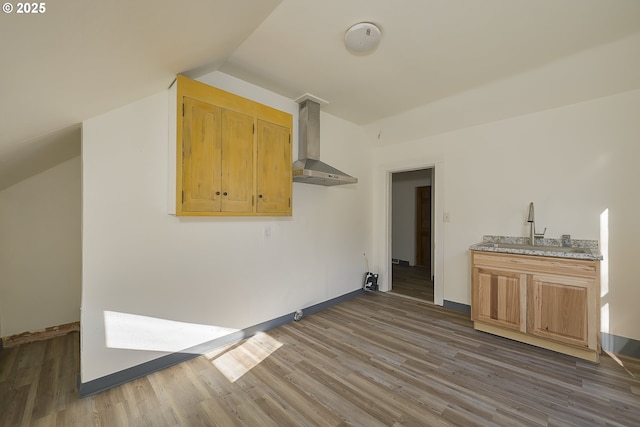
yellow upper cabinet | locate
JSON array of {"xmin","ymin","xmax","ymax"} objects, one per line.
[{"xmin": 175, "ymin": 75, "xmax": 292, "ymax": 216}]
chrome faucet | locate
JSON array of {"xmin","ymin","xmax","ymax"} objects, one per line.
[{"xmin": 527, "ymin": 202, "xmax": 547, "ymax": 245}]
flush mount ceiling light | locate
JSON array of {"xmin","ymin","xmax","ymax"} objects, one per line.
[{"xmin": 344, "ymin": 22, "xmax": 381, "ymax": 55}]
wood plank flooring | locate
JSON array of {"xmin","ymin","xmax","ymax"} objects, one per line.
[
  {"xmin": 391, "ymin": 264, "xmax": 434, "ymax": 302},
  {"xmin": 1, "ymin": 292, "xmax": 639, "ymax": 426}
]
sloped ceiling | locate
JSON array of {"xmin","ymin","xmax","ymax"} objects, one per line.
[
  {"xmin": 0, "ymin": 0, "xmax": 282, "ymax": 190},
  {"xmin": 1, "ymin": 0, "xmax": 640, "ymax": 189}
]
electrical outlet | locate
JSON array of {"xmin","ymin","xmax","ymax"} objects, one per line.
[
  {"xmin": 444, "ymin": 212, "xmax": 451, "ymax": 222},
  {"xmin": 264, "ymin": 226, "xmax": 271, "ymax": 239}
]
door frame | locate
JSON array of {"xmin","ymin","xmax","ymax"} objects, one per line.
[{"xmin": 382, "ymin": 163, "xmax": 444, "ymax": 306}]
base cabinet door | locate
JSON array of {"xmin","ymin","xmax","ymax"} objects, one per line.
[
  {"xmin": 472, "ymin": 267, "xmax": 526, "ymax": 333},
  {"xmin": 528, "ymin": 274, "xmax": 595, "ymax": 350}
]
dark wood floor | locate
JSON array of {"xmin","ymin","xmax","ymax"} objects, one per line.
[
  {"xmin": 391, "ymin": 263, "xmax": 434, "ymax": 302},
  {"xmin": 1, "ymin": 292, "xmax": 639, "ymax": 426}
]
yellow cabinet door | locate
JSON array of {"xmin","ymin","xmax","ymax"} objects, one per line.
[
  {"xmin": 528, "ymin": 274, "xmax": 594, "ymax": 349},
  {"xmin": 256, "ymin": 120, "xmax": 292, "ymax": 215},
  {"xmin": 221, "ymin": 109, "xmax": 254, "ymax": 213},
  {"xmin": 472, "ymin": 267, "xmax": 526, "ymax": 332},
  {"xmin": 182, "ymin": 97, "xmax": 221, "ymax": 213}
]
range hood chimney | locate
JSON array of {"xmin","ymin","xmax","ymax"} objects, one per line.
[{"xmin": 292, "ymin": 96, "xmax": 357, "ymax": 186}]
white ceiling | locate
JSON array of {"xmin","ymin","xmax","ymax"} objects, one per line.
[
  {"xmin": 221, "ymin": 0, "xmax": 640, "ymax": 124},
  {"xmin": 2, "ymin": 0, "xmax": 640, "ymax": 188}
]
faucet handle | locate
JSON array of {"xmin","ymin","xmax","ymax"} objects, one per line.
[{"xmin": 534, "ymin": 227, "xmax": 547, "ymax": 238}]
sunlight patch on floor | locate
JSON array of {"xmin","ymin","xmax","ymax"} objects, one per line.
[{"xmin": 208, "ymin": 332, "xmax": 283, "ymax": 382}]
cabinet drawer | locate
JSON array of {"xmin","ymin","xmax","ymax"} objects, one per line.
[{"xmin": 472, "ymin": 251, "xmax": 598, "ymax": 278}]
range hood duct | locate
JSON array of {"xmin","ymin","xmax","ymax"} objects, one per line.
[{"xmin": 292, "ymin": 99, "xmax": 358, "ymax": 186}]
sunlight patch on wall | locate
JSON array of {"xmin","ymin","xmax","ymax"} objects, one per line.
[
  {"xmin": 600, "ymin": 208, "xmax": 610, "ymax": 334},
  {"xmin": 600, "ymin": 208, "xmax": 609, "ymax": 333},
  {"xmin": 600, "ymin": 208, "xmax": 609, "ymax": 298},
  {"xmin": 601, "ymin": 303, "xmax": 610, "ymax": 334},
  {"xmin": 207, "ymin": 332, "xmax": 282, "ymax": 382},
  {"xmin": 104, "ymin": 311, "xmax": 238, "ymax": 352}
]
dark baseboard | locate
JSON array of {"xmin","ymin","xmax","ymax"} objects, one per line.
[
  {"xmin": 78, "ymin": 289, "xmax": 363, "ymax": 397},
  {"xmin": 602, "ymin": 332, "xmax": 640, "ymax": 360},
  {"xmin": 443, "ymin": 300, "xmax": 471, "ymax": 314}
]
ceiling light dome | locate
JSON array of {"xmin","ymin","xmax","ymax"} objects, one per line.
[{"xmin": 344, "ymin": 22, "xmax": 381, "ymax": 55}]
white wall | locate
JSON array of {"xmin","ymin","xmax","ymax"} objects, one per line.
[
  {"xmin": 0, "ymin": 156, "xmax": 81, "ymax": 337},
  {"xmin": 391, "ymin": 169, "xmax": 431, "ymax": 265},
  {"xmin": 373, "ymin": 89, "xmax": 640, "ymax": 343},
  {"xmin": 81, "ymin": 74, "xmax": 372, "ymax": 382}
]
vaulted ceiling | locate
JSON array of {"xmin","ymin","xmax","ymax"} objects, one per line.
[{"xmin": 1, "ymin": 0, "xmax": 640, "ymax": 189}]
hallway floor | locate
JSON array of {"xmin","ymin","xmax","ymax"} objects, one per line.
[{"xmin": 390, "ymin": 263, "xmax": 433, "ymax": 302}]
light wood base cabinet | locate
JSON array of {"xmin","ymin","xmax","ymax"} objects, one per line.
[{"xmin": 471, "ymin": 251, "xmax": 600, "ymax": 362}]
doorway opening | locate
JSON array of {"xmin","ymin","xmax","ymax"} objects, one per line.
[{"xmin": 390, "ymin": 169, "xmax": 434, "ymax": 303}]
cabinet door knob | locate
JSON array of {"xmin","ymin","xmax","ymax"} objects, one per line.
[
  {"xmin": 258, "ymin": 194, "xmax": 263, "ymax": 199},
  {"xmin": 215, "ymin": 191, "xmax": 220, "ymax": 196},
  {"xmin": 223, "ymin": 192, "xmax": 228, "ymax": 196}
]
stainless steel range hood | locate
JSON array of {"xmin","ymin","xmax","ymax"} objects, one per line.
[{"xmin": 292, "ymin": 98, "xmax": 358, "ymax": 186}]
